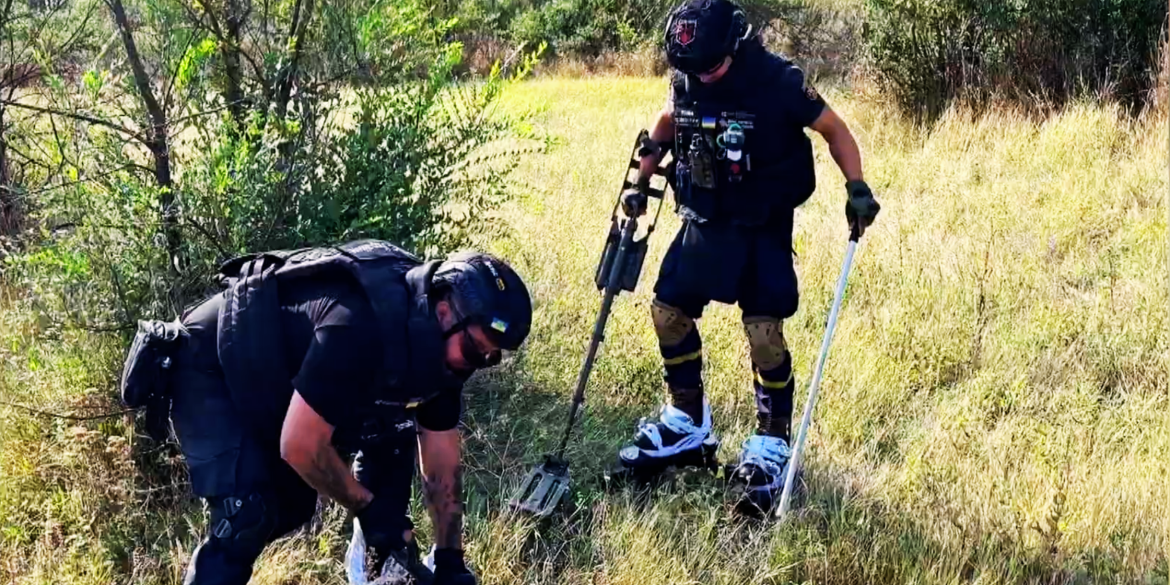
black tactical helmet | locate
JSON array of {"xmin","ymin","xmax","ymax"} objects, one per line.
[
  {"xmin": 663, "ymin": 0, "xmax": 751, "ymax": 75},
  {"xmin": 431, "ymin": 251, "xmax": 532, "ymax": 352}
]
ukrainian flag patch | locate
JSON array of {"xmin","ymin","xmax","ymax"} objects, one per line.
[{"xmin": 491, "ymin": 318, "xmax": 508, "ymax": 333}]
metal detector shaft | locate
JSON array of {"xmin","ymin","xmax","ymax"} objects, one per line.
[
  {"xmin": 775, "ymin": 235, "xmax": 859, "ymax": 522},
  {"xmin": 554, "ymin": 216, "xmax": 640, "ymax": 460}
]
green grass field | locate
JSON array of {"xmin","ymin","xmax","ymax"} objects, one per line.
[{"xmin": 2, "ymin": 76, "xmax": 1168, "ymax": 584}]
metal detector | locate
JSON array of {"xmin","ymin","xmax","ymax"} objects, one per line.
[
  {"xmin": 508, "ymin": 129, "xmax": 670, "ymax": 518},
  {"xmin": 772, "ymin": 224, "xmax": 864, "ymax": 522}
]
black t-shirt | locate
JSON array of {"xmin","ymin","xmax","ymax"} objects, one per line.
[
  {"xmin": 278, "ymin": 274, "xmax": 462, "ymax": 433},
  {"xmin": 764, "ymin": 54, "xmax": 826, "ymax": 128}
]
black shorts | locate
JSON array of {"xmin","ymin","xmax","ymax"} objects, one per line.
[
  {"xmin": 170, "ymin": 293, "xmax": 415, "ymax": 517},
  {"xmin": 652, "ymin": 218, "xmax": 798, "ymax": 319}
]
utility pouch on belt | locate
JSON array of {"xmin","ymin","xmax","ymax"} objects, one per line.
[{"xmin": 120, "ymin": 319, "xmax": 185, "ymax": 441}]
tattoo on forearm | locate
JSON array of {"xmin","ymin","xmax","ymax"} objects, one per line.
[
  {"xmin": 302, "ymin": 446, "xmax": 370, "ymax": 511},
  {"xmin": 423, "ymin": 463, "xmax": 464, "ymax": 549}
]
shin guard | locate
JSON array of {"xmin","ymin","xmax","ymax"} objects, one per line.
[
  {"xmin": 744, "ymin": 316, "xmax": 794, "ymax": 440},
  {"xmin": 653, "ymin": 299, "xmax": 704, "ymax": 420}
]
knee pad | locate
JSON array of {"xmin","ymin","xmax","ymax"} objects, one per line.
[
  {"xmin": 743, "ymin": 316, "xmax": 789, "ymax": 371},
  {"xmin": 207, "ymin": 493, "xmax": 277, "ymax": 558},
  {"xmin": 652, "ymin": 299, "xmax": 695, "ymax": 348}
]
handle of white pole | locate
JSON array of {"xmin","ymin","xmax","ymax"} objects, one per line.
[{"xmin": 774, "ymin": 236, "xmax": 858, "ymax": 522}]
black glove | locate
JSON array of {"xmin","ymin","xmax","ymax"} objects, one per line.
[
  {"xmin": 357, "ymin": 496, "xmax": 411, "ymax": 552},
  {"xmin": 620, "ymin": 187, "xmax": 648, "ymax": 218},
  {"xmin": 433, "ymin": 548, "xmax": 476, "ymax": 585},
  {"xmin": 357, "ymin": 498, "xmax": 432, "ymax": 583},
  {"xmin": 845, "ymin": 179, "xmax": 880, "ymax": 237}
]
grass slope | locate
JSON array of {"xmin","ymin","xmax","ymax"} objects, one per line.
[{"xmin": 2, "ymin": 76, "xmax": 1168, "ymax": 584}]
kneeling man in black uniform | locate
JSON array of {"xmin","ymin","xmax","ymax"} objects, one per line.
[{"xmin": 122, "ymin": 240, "xmax": 532, "ymax": 584}]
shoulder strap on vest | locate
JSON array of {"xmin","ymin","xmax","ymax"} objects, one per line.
[
  {"xmin": 216, "ymin": 254, "xmax": 289, "ymax": 445},
  {"xmin": 671, "ymin": 71, "xmax": 690, "ymax": 102}
]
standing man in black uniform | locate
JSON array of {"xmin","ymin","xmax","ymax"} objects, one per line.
[
  {"xmin": 122, "ymin": 240, "xmax": 532, "ymax": 584},
  {"xmin": 613, "ymin": 0, "xmax": 880, "ymax": 514}
]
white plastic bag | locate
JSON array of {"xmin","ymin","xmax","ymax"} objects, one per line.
[
  {"xmin": 346, "ymin": 517, "xmax": 377, "ymax": 585},
  {"xmin": 346, "ymin": 519, "xmax": 440, "ymax": 585}
]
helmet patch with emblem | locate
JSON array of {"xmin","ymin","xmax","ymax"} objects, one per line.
[
  {"xmin": 674, "ymin": 19, "xmax": 696, "ymax": 46},
  {"xmin": 802, "ymin": 78, "xmax": 819, "ymax": 101}
]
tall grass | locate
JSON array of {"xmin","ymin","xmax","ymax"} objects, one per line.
[
  {"xmin": 2, "ymin": 76, "xmax": 1167, "ymax": 584},
  {"xmin": 473, "ymin": 77, "xmax": 1169, "ymax": 584}
]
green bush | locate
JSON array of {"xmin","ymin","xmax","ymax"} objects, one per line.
[
  {"xmin": 441, "ymin": 0, "xmax": 797, "ymax": 60},
  {"xmin": 302, "ymin": 73, "xmax": 544, "ymax": 255},
  {"xmin": 3, "ymin": 0, "xmax": 546, "ymax": 329},
  {"xmin": 512, "ymin": 0, "xmax": 672, "ymax": 56},
  {"xmin": 861, "ymin": 0, "xmax": 1168, "ymax": 117}
]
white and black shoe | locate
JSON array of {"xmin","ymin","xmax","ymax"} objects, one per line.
[
  {"xmin": 612, "ymin": 398, "xmax": 719, "ymax": 479},
  {"xmin": 729, "ymin": 434, "xmax": 792, "ymax": 516}
]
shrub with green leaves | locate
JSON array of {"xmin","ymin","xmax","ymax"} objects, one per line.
[
  {"xmin": 438, "ymin": 0, "xmax": 798, "ymax": 60},
  {"xmin": 2, "ymin": 0, "xmax": 547, "ymax": 329},
  {"xmin": 861, "ymin": 0, "xmax": 1168, "ymax": 117}
]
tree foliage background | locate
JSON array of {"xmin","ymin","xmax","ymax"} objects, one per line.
[
  {"xmin": 391, "ymin": 0, "xmax": 1166, "ymax": 120},
  {"xmin": 1, "ymin": 0, "xmax": 547, "ymax": 330},
  {"xmin": 861, "ymin": 0, "xmax": 1168, "ymax": 118}
]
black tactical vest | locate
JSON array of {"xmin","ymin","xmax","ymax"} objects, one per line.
[
  {"xmin": 213, "ymin": 239, "xmax": 458, "ymax": 442},
  {"xmin": 670, "ymin": 41, "xmax": 817, "ymax": 226}
]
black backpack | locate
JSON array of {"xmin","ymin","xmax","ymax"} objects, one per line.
[{"xmin": 121, "ymin": 239, "xmax": 450, "ymax": 444}]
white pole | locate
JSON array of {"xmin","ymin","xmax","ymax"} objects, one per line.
[{"xmin": 775, "ymin": 237, "xmax": 858, "ymax": 522}]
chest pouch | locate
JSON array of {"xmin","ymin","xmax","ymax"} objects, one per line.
[
  {"xmin": 675, "ymin": 107, "xmax": 757, "ymax": 191},
  {"xmin": 686, "ymin": 133, "xmax": 717, "ymax": 190},
  {"xmin": 120, "ymin": 319, "xmax": 185, "ymax": 441},
  {"xmin": 716, "ymin": 122, "xmax": 748, "ymax": 183}
]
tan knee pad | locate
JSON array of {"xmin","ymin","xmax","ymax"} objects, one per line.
[
  {"xmin": 743, "ymin": 316, "xmax": 788, "ymax": 370},
  {"xmin": 652, "ymin": 299, "xmax": 695, "ymax": 347}
]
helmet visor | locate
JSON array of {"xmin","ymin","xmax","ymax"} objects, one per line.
[{"xmin": 669, "ymin": 49, "xmax": 726, "ymax": 75}]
